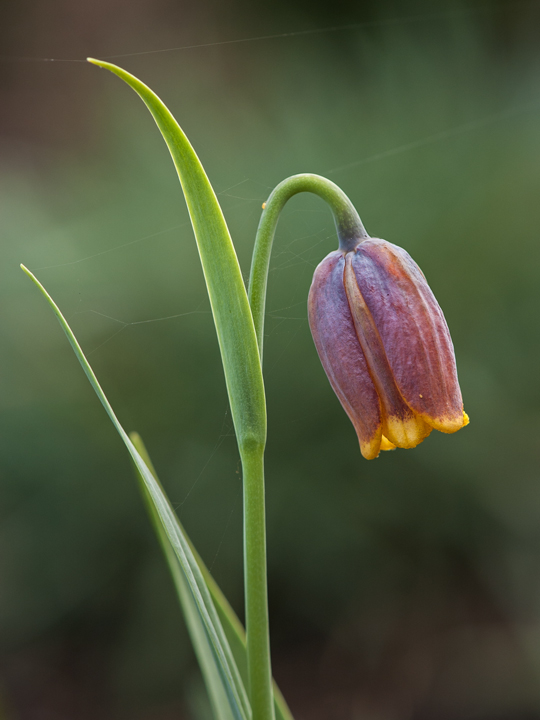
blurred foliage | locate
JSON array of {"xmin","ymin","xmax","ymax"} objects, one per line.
[{"xmin": 2, "ymin": 1, "xmax": 540, "ymax": 718}]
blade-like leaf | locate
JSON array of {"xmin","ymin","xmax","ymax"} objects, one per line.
[
  {"xmin": 131, "ymin": 435, "xmax": 235, "ymax": 720},
  {"xmin": 21, "ymin": 265, "xmax": 250, "ymax": 720},
  {"xmin": 130, "ymin": 433, "xmax": 295, "ymax": 720},
  {"xmin": 87, "ymin": 57, "xmax": 266, "ymax": 456},
  {"xmin": 86, "ymin": 60, "xmax": 275, "ymax": 720}
]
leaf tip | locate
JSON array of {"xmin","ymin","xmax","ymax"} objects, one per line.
[
  {"xmin": 20, "ymin": 265, "xmax": 48, "ymax": 298},
  {"xmin": 87, "ymin": 58, "xmax": 112, "ymax": 71}
]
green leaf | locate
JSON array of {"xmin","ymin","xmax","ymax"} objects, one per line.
[
  {"xmin": 86, "ymin": 61, "xmax": 277, "ymax": 720},
  {"xmin": 20, "ymin": 265, "xmax": 250, "ymax": 720},
  {"xmin": 131, "ymin": 433, "xmax": 236, "ymax": 720},
  {"xmin": 130, "ymin": 433, "xmax": 295, "ymax": 720},
  {"xmin": 87, "ymin": 57, "xmax": 266, "ymax": 456}
]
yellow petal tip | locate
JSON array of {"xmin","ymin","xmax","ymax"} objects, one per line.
[
  {"xmin": 384, "ymin": 414, "xmax": 431, "ymax": 449},
  {"xmin": 359, "ymin": 429, "xmax": 384, "ymax": 460},
  {"xmin": 380, "ymin": 435, "xmax": 396, "ymax": 451}
]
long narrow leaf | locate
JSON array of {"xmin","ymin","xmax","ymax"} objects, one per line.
[
  {"xmin": 87, "ymin": 58, "xmax": 266, "ymax": 454},
  {"xmin": 21, "ymin": 265, "xmax": 250, "ymax": 720},
  {"xmin": 132, "ymin": 438, "xmax": 235, "ymax": 720},
  {"xmin": 86, "ymin": 60, "xmax": 277, "ymax": 720},
  {"xmin": 130, "ymin": 433, "xmax": 295, "ymax": 720}
]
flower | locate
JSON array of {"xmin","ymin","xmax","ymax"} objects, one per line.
[{"xmin": 308, "ymin": 237, "xmax": 468, "ymax": 459}]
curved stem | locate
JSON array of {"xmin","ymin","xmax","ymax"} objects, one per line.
[
  {"xmin": 243, "ymin": 174, "xmax": 364, "ymax": 718},
  {"xmin": 248, "ymin": 173, "xmax": 368, "ymax": 359}
]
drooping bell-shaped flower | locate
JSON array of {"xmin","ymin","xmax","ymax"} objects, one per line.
[{"xmin": 308, "ymin": 234, "xmax": 468, "ymax": 460}]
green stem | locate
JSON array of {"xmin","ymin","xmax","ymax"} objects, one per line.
[
  {"xmin": 243, "ymin": 173, "xmax": 364, "ymax": 717},
  {"xmin": 248, "ymin": 173, "xmax": 368, "ymax": 359},
  {"xmin": 241, "ymin": 444, "xmax": 274, "ymax": 720}
]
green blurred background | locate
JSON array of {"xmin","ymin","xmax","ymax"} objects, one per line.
[{"xmin": 2, "ymin": 1, "xmax": 540, "ymax": 718}]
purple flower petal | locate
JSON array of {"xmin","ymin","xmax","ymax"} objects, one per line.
[
  {"xmin": 350, "ymin": 239, "xmax": 466, "ymax": 433},
  {"xmin": 308, "ymin": 252, "xmax": 384, "ymax": 459}
]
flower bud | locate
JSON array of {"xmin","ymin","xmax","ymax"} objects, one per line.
[{"xmin": 308, "ymin": 237, "xmax": 468, "ymax": 459}]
